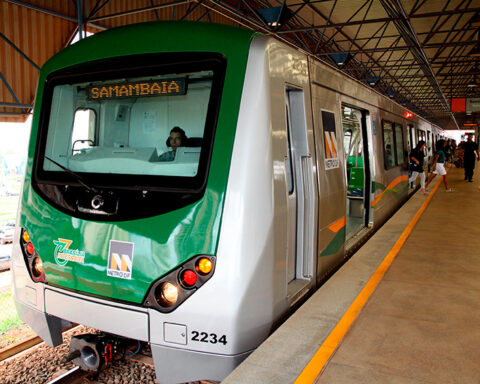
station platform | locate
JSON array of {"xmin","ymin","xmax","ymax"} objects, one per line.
[{"xmin": 223, "ymin": 166, "xmax": 480, "ymax": 384}]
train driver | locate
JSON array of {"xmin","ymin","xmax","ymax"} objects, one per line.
[{"xmin": 158, "ymin": 126, "xmax": 188, "ymax": 161}]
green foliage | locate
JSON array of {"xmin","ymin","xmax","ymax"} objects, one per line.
[
  {"xmin": 0, "ymin": 292, "xmax": 21, "ymax": 334},
  {"xmin": 0, "ymin": 196, "xmax": 19, "ymax": 223}
]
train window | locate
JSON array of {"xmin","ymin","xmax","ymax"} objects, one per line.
[
  {"xmin": 382, "ymin": 121, "xmax": 395, "ymax": 168},
  {"xmin": 33, "ymin": 53, "xmax": 226, "ymax": 220},
  {"xmin": 394, "ymin": 124, "xmax": 405, "ymax": 165},
  {"xmin": 42, "ymin": 71, "xmax": 213, "ymax": 178},
  {"xmin": 71, "ymin": 109, "xmax": 96, "ymax": 155}
]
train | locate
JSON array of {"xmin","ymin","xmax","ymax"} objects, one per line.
[{"xmin": 11, "ymin": 21, "xmax": 443, "ymax": 383}]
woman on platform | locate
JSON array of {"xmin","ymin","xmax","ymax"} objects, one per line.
[{"xmin": 426, "ymin": 139, "xmax": 453, "ymax": 192}]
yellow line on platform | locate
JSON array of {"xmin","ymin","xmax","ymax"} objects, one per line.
[{"xmin": 295, "ymin": 176, "xmax": 443, "ymax": 384}]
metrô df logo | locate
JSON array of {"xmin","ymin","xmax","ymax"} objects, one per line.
[{"xmin": 107, "ymin": 240, "xmax": 135, "ymax": 280}]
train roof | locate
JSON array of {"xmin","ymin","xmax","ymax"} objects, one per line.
[{"xmin": 41, "ymin": 21, "xmax": 257, "ymax": 74}]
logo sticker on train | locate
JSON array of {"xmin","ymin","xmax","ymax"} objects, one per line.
[
  {"xmin": 53, "ymin": 238, "xmax": 86, "ymax": 266},
  {"xmin": 321, "ymin": 110, "xmax": 340, "ymax": 170},
  {"xmin": 107, "ymin": 240, "xmax": 135, "ymax": 280}
]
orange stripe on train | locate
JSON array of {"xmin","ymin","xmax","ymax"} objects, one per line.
[
  {"xmin": 328, "ymin": 216, "xmax": 346, "ymax": 233},
  {"xmin": 371, "ymin": 175, "xmax": 408, "ymax": 207}
]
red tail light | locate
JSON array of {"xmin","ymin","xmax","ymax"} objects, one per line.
[
  {"xmin": 181, "ymin": 269, "xmax": 198, "ymax": 287},
  {"xmin": 26, "ymin": 242, "xmax": 35, "ymax": 255}
]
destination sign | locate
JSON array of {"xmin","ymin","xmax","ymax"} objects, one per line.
[
  {"xmin": 87, "ymin": 78, "xmax": 186, "ymax": 100},
  {"xmin": 466, "ymin": 98, "xmax": 480, "ymax": 113}
]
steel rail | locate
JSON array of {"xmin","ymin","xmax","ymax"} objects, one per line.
[
  {"xmin": 45, "ymin": 366, "xmax": 90, "ymax": 384},
  {"xmin": 0, "ymin": 325, "xmax": 79, "ymax": 362}
]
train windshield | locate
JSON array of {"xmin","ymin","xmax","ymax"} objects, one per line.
[
  {"xmin": 42, "ymin": 71, "xmax": 213, "ymax": 179},
  {"xmin": 32, "ymin": 54, "xmax": 225, "ymax": 219}
]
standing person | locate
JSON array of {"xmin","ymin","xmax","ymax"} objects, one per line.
[
  {"xmin": 462, "ymin": 133, "xmax": 479, "ymax": 182},
  {"xmin": 409, "ymin": 140, "xmax": 427, "ymax": 194},
  {"xmin": 426, "ymin": 139, "xmax": 452, "ymax": 192}
]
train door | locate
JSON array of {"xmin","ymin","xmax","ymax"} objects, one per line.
[
  {"xmin": 342, "ymin": 105, "xmax": 371, "ymax": 238},
  {"xmin": 285, "ymin": 87, "xmax": 314, "ymax": 299}
]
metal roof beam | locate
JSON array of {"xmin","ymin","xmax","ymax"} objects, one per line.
[
  {"xmin": 5, "ymin": 0, "xmax": 78, "ymax": 22},
  {"xmin": 277, "ymin": 16, "xmax": 395, "ymax": 33},
  {"xmin": 0, "ymin": 32, "xmax": 40, "ymax": 71},
  {"xmin": 89, "ymin": 0, "xmax": 191, "ymax": 21},
  {"xmin": 333, "ymin": 27, "xmax": 475, "ymax": 44},
  {"xmin": 275, "ymin": 7, "xmax": 480, "ymax": 34},
  {"xmin": 0, "ymin": 72, "xmax": 21, "ymax": 104},
  {"xmin": 321, "ymin": 0, "xmax": 368, "ymax": 47},
  {"xmin": 0, "ymin": 72, "xmax": 27, "ymax": 114},
  {"xmin": 384, "ymin": 70, "xmax": 480, "ymax": 79},
  {"xmin": 312, "ymin": 39, "xmax": 478, "ymax": 55},
  {"xmin": 410, "ymin": 6, "xmax": 480, "ymax": 19},
  {"xmin": 419, "ymin": 0, "xmax": 454, "ymax": 46},
  {"xmin": 181, "ymin": 0, "xmax": 207, "ymax": 20},
  {"xmin": 379, "ymin": 0, "xmax": 456, "ymax": 128},
  {"xmin": 5, "ymin": 0, "xmax": 106, "ymax": 30},
  {"xmin": 87, "ymin": 0, "xmax": 112, "ymax": 19},
  {"xmin": 0, "ymin": 112, "xmax": 27, "ymax": 116},
  {"xmin": 0, "ymin": 102, "xmax": 32, "ymax": 108}
]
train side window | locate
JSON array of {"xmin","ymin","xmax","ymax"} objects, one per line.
[
  {"xmin": 394, "ymin": 124, "xmax": 405, "ymax": 165},
  {"xmin": 72, "ymin": 108, "xmax": 96, "ymax": 155},
  {"xmin": 382, "ymin": 121, "xmax": 395, "ymax": 169}
]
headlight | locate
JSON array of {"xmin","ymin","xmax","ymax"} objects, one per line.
[
  {"xmin": 32, "ymin": 257, "xmax": 44, "ymax": 278},
  {"xmin": 155, "ymin": 282, "xmax": 179, "ymax": 307}
]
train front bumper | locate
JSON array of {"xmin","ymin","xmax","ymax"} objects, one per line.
[{"xmin": 13, "ymin": 282, "xmax": 250, "ymax": 383}]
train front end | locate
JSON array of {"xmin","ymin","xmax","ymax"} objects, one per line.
[{"xmin": 11, "ymin": 22, "xmax": 259, "ymax": 383}]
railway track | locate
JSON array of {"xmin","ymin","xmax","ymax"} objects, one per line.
[
  {"xmin": 1, "ymin": 325, "xmax": 217, "ymax": 384},
  {"xmin": 46, "ymin": 367, "xmax": 90, "ymax": 384}
]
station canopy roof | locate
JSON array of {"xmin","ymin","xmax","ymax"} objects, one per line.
[{"xmin": 1, "ymin": 0, "xmax": 479, "ymax": 130}]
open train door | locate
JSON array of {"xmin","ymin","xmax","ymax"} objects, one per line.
[{"xmin": 342, "ymin": 105, "xmax": 372, "ymax": 239}]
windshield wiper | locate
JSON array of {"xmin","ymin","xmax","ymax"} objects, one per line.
[{"xmin": 45, "ymin": 156, "xmax": 98, "ymax": 192}]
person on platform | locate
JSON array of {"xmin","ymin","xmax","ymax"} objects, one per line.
[
  {"xmin": 426, "ymin": 139, "xmax": 453, "ymax": 192},
  {"xmin": 409, "ymin": 140, "xmax": 427, "ymax": 195},
  {"xmin": 462, "ymin": 133, "xmax": 479, "ymax": 182}
]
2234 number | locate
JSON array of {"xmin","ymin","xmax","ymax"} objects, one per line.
[{"xmin": 191, "ymin": 331, "xmax": 227, "ymax": 345}]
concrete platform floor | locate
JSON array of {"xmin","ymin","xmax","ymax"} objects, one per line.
[
  {"xmin": 318, "ymin": 167, "xmax": 480, "ymax": 384},
  {"xmin": 223, "ymin": 166, "xmax": 480, "ymax": 384}
]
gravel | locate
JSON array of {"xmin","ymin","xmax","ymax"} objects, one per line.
[
  {"xmin": 0, "ymin": 326, "xmax": 216, "ymax": 384},
  {"xmin": 0, "ymin": 326, "xmax": 157, "ymax": 383}
]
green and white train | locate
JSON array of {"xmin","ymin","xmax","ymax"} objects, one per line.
[{"xmin": 12, "ymin": 22, "xmax": 442, "ymax": 383}]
